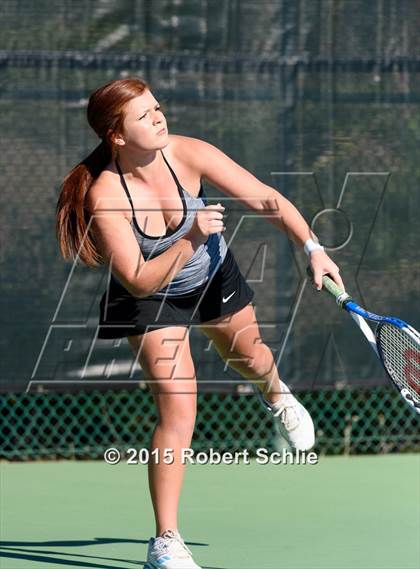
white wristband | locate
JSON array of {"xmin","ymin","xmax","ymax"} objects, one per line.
[{"xmin": 304, "ymin": 238, "xmax": 324, "ymax": 256}]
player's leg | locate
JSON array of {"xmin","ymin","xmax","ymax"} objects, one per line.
[
  {"xmin": 199, "ymin": 302, "xmax": 282, "ymax": 400},
  {"xmin": 199, "ymin": 303, "xmax": 315, "ymax": 451},
  {"xmin": 128, "ymin": 326, "xmax": 201, "ymax": 569}
]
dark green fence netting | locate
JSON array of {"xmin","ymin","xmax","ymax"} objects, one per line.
[{"xmin": 1, "ymin": 387, "xmax": 419, "ymax": 460}]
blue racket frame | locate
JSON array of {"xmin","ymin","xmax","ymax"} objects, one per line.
[{"xmin": 306, "ymin": 266, "xmax": 420, "ymax": 416}]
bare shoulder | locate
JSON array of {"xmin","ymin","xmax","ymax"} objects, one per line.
[
  {"xmin": 169, "ymin": 133, "xmax": 210, "ymax": 151},
  {"xmin": 167, "ymin": 134, "xmax": 218, "ymax": 174},
  {"xmin": 166, "ymin": 134, "xmax": 271, "ymax": 206},
  {"xmin": 85, "ymin": 165, "xmax": 131, "ymax": 221}
]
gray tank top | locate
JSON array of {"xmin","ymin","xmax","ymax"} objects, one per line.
[{"xmin": 115, "ymin": 151, "xmax": 227, "ymax": 297}]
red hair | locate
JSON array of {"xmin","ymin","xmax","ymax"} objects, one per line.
[{"xmin": 56, "ymin": 77, "xmax": 149, "ymax": 267}]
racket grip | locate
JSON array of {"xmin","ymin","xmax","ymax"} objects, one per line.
[{"xmin": 306, "ymin": 266, "xmax": 352, "ymax": 307}]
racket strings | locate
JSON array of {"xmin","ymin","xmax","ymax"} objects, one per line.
[{"xmin": 376, "ymin": 323, "xmax": 420, "ymax": 401}]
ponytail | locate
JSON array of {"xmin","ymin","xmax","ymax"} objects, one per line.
[
  {"xmin": 56, "ymin": 140, "xmax": 112, "ymax": 267},
  {"xmin": 56, "ymin": 76, "xmax": 149, "ymax": 267}
]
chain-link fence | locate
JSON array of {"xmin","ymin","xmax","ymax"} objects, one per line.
[{"xmin": 1, "ymin": 387, "xmax": 418, "ymax": 460}]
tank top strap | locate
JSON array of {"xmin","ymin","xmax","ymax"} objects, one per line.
[
  {"xmin": 115, "ymin": 160, "xmax": 136, "ymax": 217},
  {"xmin": 160, "ymin": 150, "xmax": 183, "ymax": 190}
]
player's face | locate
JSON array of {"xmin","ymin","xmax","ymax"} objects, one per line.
[{"xmin": 118, "ymin": 90, "xmax": 169, "ymax": 151}]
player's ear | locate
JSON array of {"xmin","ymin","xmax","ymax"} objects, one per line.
[
  {"xmin": 112, "ymin": 134, "xmax": 126, "ymax": 147},
  {"xmin": 108, "ymin": 128, "xmax": 126, "ymax": 148}
]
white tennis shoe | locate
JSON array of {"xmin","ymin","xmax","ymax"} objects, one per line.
[
  {"xmin": 255, "ymin": 381, "xmax": 315, "ymax": 451},
  {"xmin": 145, "ymin": 529, "xmax": 202, "ymax": 569}
]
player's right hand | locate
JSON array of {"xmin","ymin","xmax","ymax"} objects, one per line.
[{"xmin": 186, "ymin": 203, "xmax": 225, "ymax": 246}]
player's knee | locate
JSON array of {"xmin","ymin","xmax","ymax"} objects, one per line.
[
  {"xmin": 228, "ymin": 343, "xmax": 274, "ymax": 379},
  {"xmin": 246, "ymin": 344, "xmax": 275, "ymax": 378}
]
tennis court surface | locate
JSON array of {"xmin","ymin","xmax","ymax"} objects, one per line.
[{"xmin": 1, "ymin": 453, "xmax": 419, "ymax": 569}]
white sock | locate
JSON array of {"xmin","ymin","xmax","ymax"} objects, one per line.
[{"xmin": 267, "ymin": 380, "xmax": 294, "ymax": 409}]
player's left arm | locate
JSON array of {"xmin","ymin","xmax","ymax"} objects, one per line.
[{"xmin": 184, "ymin": 137, "xmax": 344, "ymax": 291}]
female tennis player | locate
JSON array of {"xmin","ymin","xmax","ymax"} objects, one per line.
[{"xmin": 56, "ymin": 77, "xmax": 344, "ymax": 569}]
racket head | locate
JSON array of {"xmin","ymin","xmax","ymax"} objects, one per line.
[{"xmin": 376, "ymin": 322, "xmax": 420, "ymax": 415}]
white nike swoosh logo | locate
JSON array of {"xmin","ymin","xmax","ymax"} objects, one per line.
[{"xmin": 222, "ymin": 291, "xmax": 236, "ymax": 303}]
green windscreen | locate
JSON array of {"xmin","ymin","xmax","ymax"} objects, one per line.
[{"xmin": 1, "ymin": 0, "xmax": 419, "ymax": 395}]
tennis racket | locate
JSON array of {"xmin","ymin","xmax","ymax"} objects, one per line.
[{"xmin": 307, "ymin": 267, "xmax": 420, "ymax": 415}]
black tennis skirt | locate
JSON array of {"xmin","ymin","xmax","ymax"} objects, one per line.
[{"xmin": 97, "ymin": 247, "xmax": 255, "ymax": 339}]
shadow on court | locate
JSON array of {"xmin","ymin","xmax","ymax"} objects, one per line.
[{"xmin": 0, "ymin": 537, "xmax": 225, "ymax": 569}]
